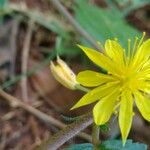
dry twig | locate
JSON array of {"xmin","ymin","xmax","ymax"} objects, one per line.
[
  {"xmin": 21, "ymin": 20, "xmax": 34, "ymax": 102},
  {"xmin": 0, "ymin": 90, "xmax": 91, "ymax": 143}
]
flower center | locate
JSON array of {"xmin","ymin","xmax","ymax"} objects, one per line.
[{"xmin": 118, "ymin": 70, "xmax": 138, "ymax": 91}]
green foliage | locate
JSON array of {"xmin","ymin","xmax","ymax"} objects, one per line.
[
  {"xmin": 100, "ymin": 139, "xmax": 147, "ymax": 150},
  {"xmin": 66, "ymin": 140, "xmax": 147, "ymax": 150},
  {"xmin": 66, "ymin": 143, "xmax": 93, "ymax": 150},
  {"xmin": 100, "ymin": 123, "xmax": 109, "ymax": 132},
  {"xmin": 54, "ymin": 36, "xmax": 81, "ymax": 57},
  {"xmin": 0, "ymin": 0, "xmax": 8, "ymax": 7},
  {"xmin": 74, "ymin": 0, "xmax": 141, "ymax": 49}
]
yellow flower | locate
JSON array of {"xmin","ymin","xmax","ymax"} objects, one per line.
[
  {"xmin": 71, "ymin": 33, "xmax": 150, "ymax": 145},
  {"xmin": 50, "ymin": 56, "xmax": 78, "ymax": 90}
]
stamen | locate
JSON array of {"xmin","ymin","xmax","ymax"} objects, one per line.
[
  {"xmin": 131, "ymin": 36, "xmax": 138, "ymax": 58},
  {"xmin": 127, "ymin": 39, "xmax": 131, "ymax": 58},
  {"xmin": 137, "ymin": 32, "xmax": 146, "ymax": 48},
  {"xmin": 97, "ymin": 41, "xmax": 104, "ymax": 50}
]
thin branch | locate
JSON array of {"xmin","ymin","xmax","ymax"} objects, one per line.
[
  {"xmin": 35, "ymin": 86, "xmax": 92, "ymax": 150},
  {"xmin": 10, "ymin": 20, "xmax": 20, "ymax": 78},
  {"xmin": 92, "ymin": 123, "xmax": 100, "ymax": 150},
  {"xmin": 21, "ymin": 20, "xmax": 34, "ymax": 102},
  {"xmin": 49, "ymin": 0, "xmax": 101, "ymax": 51},
  {"xmin": 0, "ymin": 89, "xmax": 91, "ymax": 142},
  {"xmin": 36, "ymin": 112, "xmax": 93, "ymax": 150}
]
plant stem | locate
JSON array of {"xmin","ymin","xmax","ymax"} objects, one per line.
[
  {"xmin": 36, "ymin": 112, "xmax": 93, "ymax": 150},
  {"xmin": 75, "ymin": 84, "xmax": 90, "ymax": 93},
  {"xmin": 49, "ymin": 0, "xmax": 102, "ymax": 51},
  {"xmin": 92, "ymin": 123, "xmax": 100, "ymax": 150},
  {"xmin": 21, "ymin": 19, "xmax": 34, "ymax": 102}
]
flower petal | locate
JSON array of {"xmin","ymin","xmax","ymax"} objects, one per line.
[
  {"xmin": 137, "ymin": 39, "xmax": 150, "ymax": 59},
  {"xmin": 131, "ymin": 39, "xmax": 150, "ymax": 71},
  {"xmin": 105, "ymin": 40, "xmax": 125, "ymax": 68},
  {"xmin": 134, "ymin": 91, "xmax": 150, "ymax": 121},
  {"xmin": 77, "ymin": 70, "xmax": 115, "ymax": 87},
  {"xmin": 77, "ymin": 44, "xmax": 117, "ymax": 74},
  {"xmin": 93, "ymin": 89, "xmax": 119, "ymax": 125},
  {"xmin": 138, "ymin": 81, "xmax": 150, "ymax": 93},
  {"xmin": 71, "ymin": 81, "xmax": 119, "ymax": 110},
  {"xmin": 119, "ymin": 90, "xmax": 133, "ymax": 145}
]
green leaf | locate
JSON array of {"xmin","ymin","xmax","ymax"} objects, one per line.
[
  {"xmin": 66, "ymin": 143, "xmax": 93, "ymax": 150},
  {"xmin": 74, "ymin": 0, "xmax": 141, "ymax": 49},
  {"xmin": 0, "ymin": 0, "xmax": 8, "ymax": 7},
  {"xmin": 66, "ymin": 140, "xmax": 147, "ymax": 150},
  {"xmin": 54, "ymin": 35, "xmax": 81, "ymax": 57},
  {"xmin": 100, "ymin": 123, "xmax": 109, "ymax": 132},
  {"xmin": 100, "ymin": 139, "xmax": 147, "ymax": 150}
]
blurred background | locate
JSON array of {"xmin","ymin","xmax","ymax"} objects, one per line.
[{"xmin": 0, "ymin": 0, "xmax": 150, "ymax": 149}]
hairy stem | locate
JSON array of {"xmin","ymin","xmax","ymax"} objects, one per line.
[
  {"xmin": 92, "ymin": 123, "xmax": 100, "ymax": 150},
  {"xmin": 36, "ymin": 112, "xmax": 93, "ymax": 150},
  {"xmin": 75, "ymin": 84, "xmax": 90, "ymax": 93}
]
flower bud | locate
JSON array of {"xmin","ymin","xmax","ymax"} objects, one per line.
[{"xmin": 50, "ymin": 56, "xmax": 78, "ymax": 90}]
